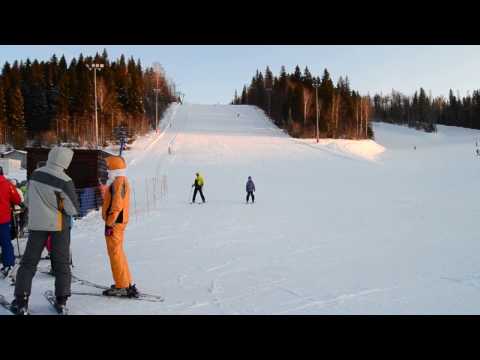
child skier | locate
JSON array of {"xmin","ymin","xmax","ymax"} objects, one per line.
[{"xmin": 246, "ymin": 176, "xmax": 256, "ymax": 204}]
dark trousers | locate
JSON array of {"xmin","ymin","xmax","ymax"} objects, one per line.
[
  {"xmin": 10, "ymin": 214, "xmax": 18, "ymax": 240},
  {"xmin": 15, "ymin": 229, "xmax": 71, "ymax": 298},
  {"xmin": 246, "ymin": 191, "xmax": 255, "ymax": 203},
  {"xmin": 0, "ymin": 222, "xmax": 15, "ymax": 267},
  {"xmin": 193, "ymin": 186, "xmax": 205, "ymax": 203}
]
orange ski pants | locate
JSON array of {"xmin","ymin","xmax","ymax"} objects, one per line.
[{"xmin": 105, "ymin": 223, "xmax": 132, "ymax": 288}]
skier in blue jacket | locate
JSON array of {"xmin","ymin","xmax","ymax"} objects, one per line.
[{"xmin": 246, "ymin": 176, "xmax": 255, "ymax": 204}]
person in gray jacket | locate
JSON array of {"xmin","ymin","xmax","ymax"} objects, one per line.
[
  {"xmin": 246, "ymin": 176, "xmax": 256, "ymax": 204},
  {"xmin": 11, "ymin": 146, "xmax": 79, "ymax": 315}
]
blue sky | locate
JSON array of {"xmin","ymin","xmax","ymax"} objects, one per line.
[{"xmin": 1, "ymin": 45, "xmax": 479, "ymax": 104}]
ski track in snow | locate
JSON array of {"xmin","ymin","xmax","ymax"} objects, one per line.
[
  {"xmin": 274, "ymin": 287, "xmax": 395, "ymax": 314},
  {"xmin": 3, "ymin": 105, "xmax": 480, "ymax": 314}
]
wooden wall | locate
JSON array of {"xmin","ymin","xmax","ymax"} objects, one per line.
[{"xmin": 26, "ymin": 148, "xmax": 113, "ymax": 188}]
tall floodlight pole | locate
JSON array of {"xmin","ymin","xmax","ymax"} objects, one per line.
[
  {"xmin": 312, "ymin": 79, "xmax": 321, "ymax": 143},
  {"xmin": 87, "ymin": 63, "xmax": 104, "ymax": 148},
  {"xmin": 153, "ymin": 63, "xmax": 164, "ymax": 132},
  {"xmin": 155, "ymin": 78, "xmax": 159, "ymax": 131}
]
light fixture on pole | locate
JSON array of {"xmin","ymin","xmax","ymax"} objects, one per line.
[
  {"xmin": 177, "ymin": 91, "xmax": 185, "ymax": 104},
  {"xmin": 86, "ymin": 63, "xmax": 104, "ymax": 148},
  {"xmin": 312, "ymin": 79, "xmax": 321, "ymax": 143}
]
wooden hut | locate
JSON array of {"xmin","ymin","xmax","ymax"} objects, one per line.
[{"xmin": 26, "ymin": 148, "xmax": 115, "ymax": 217}]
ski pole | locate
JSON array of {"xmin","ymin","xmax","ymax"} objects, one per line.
[
  {"xmin": 189, "ymin": 186, "xmax": 193, "ymax": 203},
  {"xmin": 14, "ymin": 214, "xmax": 21, "ymax": 258}
]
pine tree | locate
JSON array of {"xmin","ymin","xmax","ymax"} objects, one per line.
[
  {"xmin": 5, "ymin": 84, "xmax": 25, "ymax": 148},
  {"xmin": 256, "ymin": 71, "xmax": 266, "ymax": 110},
  {"xmin": 115, "ymin": 55, "xmax": 129, "ymax": 112},
  {"xmin": 233, "ymin": 89, "xmax": 239, "ymax": 104},
  {"xmin": 265, "ymin": 66, "xmax": 273, "ymax": 89},
  {"xmin": 418, "ymin": 87, "xmax": 428, "ymax": 124},
  {"xmin": 319, "ymin": 69, "xmax": 334, "ymax": 133},
  {"xmin": 23, "ymin": 60, "xmax": 49, "ymax": 135},
  {"xmin": 46, "ymin": 56, "xmax": 60, "ymax": 136},
  {"xmin": 126, "ymin": 58, "xmax": 144, "ymax": 116},
  {"xmin": 54, "ymin": 55, "xmax": 69, "ymax": 138},
  {"xmin": 303, "ymin": 66, "xmax": 312, "ymax": 86},
  {"xmin": 73, "ymin": 55, "xmax": 92, "ymax": 116},
  {"xmin": 101, "ymin": 49, "xmax": 109, "ymax": 65},
  {"xmin": 0, "ymin": 79, "xmax": 6, "ymax": 143},
  {"xmin": 241, "ymin": 85, "xmax": 247, "ymax": 104},
  {"xmin": 279, "ymin": 66, "xmax": 287, "ymax": 89},
  {"xmin": 293, "ymin": 65, "xmax": 302, "ymax": 81},
  {"xmin": 411, "ymin": 91, "xmax": 418, "ymax": 126},
  {"xmin": 247, "ymin": 75, "xmax": 257, "ymax": 105}
]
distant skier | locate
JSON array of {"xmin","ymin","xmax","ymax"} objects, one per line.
[
  {"xmin": 12, "ymin": 146, "xmax": 79, "ymax": 315},
  {"xmin": 246, "ymin": 176, "xmax": 256, "ymax": 204},
  {"xmin": 191, "ymin": 172, "xmax": 206, "ymax": 203},
  {"xmin": 101, "ymin": 156, "xmax": 139, "ymax": 298}
]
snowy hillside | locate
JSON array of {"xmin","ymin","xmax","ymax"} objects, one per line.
[{"xmin": 2, "ymin": 104, "xmax": 480, "ymax": 314}]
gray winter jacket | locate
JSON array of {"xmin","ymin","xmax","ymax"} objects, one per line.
[
  {"xmin": 246, "ymin": 179, "xmax": 255, "ymax": 192},
  {"xmin": 26, "ymin": 146, "xmax": 80, "ymax": 231}
]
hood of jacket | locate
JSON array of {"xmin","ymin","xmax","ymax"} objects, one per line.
[{"xmin": 46, "ymin": 146, "xmax": 74, "ymax": 172}]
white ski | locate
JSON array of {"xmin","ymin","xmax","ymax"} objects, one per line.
[{"xmin": 43, "ymin": 290, "xmax": 69, "ymax": 315}]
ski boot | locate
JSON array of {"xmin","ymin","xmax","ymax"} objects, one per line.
[
  {"xmin": 127, "ymin": 284, "xmax": 140, "ymax": 298},
  {"xmin": 1, "ymin": 265, "xmax": 13, "ymax": 279},
  {"xmin": 8, "ymin": 264, "xmax": 20, "ymax": 286},
  {"xmin": 102, "ymin": 285, "xmax": 129, "ymax": 297},
  {"xmin": 10, "ymin": 295, "xmax": 29, "ymax": 315},
  {"xmin": 102, "ymin": 284, "xmax": 140, "ymax": 298},
  {"xmin": 53, "ymin": 296, "xmax": 68, "ymax": 314}
]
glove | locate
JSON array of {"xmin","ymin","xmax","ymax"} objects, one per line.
[{"xmin": 105, "ymin": 226, "xmax": 114, "ymax": 236}]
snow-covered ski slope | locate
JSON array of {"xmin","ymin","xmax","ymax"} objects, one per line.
[{"xmin": 3, "ymin": 103, "xmax": 480, "ymax": 314}]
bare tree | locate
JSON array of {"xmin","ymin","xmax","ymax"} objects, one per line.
[
  {"xmin": 335, "ymin": 93, "xmax": 341, "ymax": 138},
  {"xmin": 303, "ymin": 87, "xmax": 313, "ymax": 126},
  {"xmin": 361, "ymin": 96, "xmax": 371, "ymax": 138}
]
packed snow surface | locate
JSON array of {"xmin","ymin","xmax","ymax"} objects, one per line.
[{"xmin": 2, "ymin": 103, "xmax": 480, "ymax": 314}]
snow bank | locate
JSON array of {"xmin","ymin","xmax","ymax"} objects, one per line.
[{"xmin": 296, "ymin": 138, "xmax": 386, "ymax": 162}]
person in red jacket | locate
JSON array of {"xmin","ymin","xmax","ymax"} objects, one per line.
[{"xmin": 0, "ymin": 166, "xmax": 21, "ymax": 278}]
